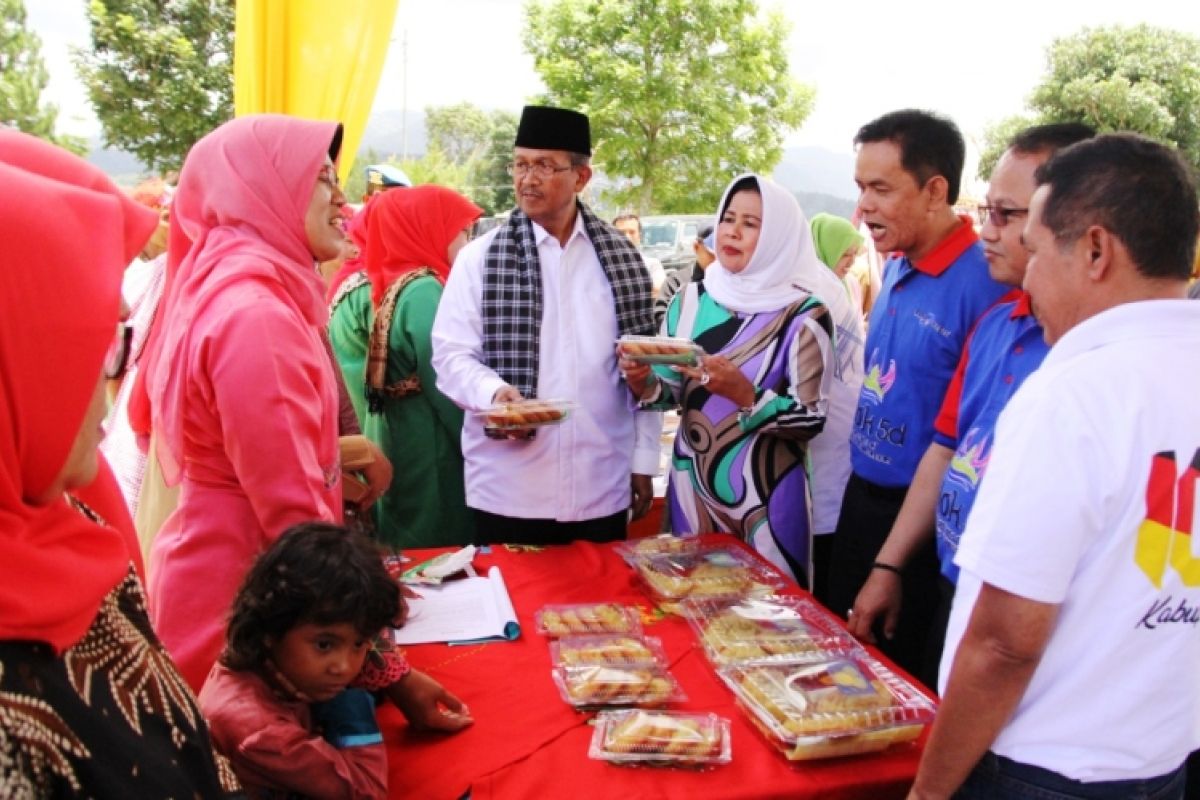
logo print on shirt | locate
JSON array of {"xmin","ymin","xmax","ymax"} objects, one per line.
[
  {"xmin": 946, "ymin": 429, "xmax": 991, "ymax": 492},
  {"xmin": 862, "ymin": 349, "xmax": 897, "ymax": 405},
  {"xmin": 1134, "ymin": 449, "xmax": 1200, "ymax": 589}
]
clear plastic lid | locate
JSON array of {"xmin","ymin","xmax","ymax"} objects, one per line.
[
  {"xmin": 589, "ymin": 710, "xmax": 732, "ymax": 766},
  {"xmin": 680, "ymin": 596, "xmax": 860, "ymax": 666},
  {"xmin": 550, "ymin": 634, "xmax": 667, "ymax": 668},
  {"xmin": 476, "ymin": 399, "xmax": 578, "ymax": 431},
  {"xmin": 614, "ymin": 534, "xmax": 702, "ymax": 564},
  {"xmin": 552, "ymin": 663, "xmax": 685, "ymax": 708},
  {"xmin": 718, "ymin": 655, "xmax": 935, "ymax": 759},
  {"xmin": 534, "ymin": 603, "xmax": 643, "ymax": 637},
  {"xmin": 631, "ymin": 546, "xmax": 785, "ymax": 602},
  {"xmin": 617, "ymin": 335, "xmax": 705, "ymax": 366}
]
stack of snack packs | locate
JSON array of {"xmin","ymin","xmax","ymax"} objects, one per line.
[
  {"xmin": 718, "ymin": 654, "xmax": 936, "ymax": 760},
  {"xmin": 617, "ymin": 334, "xmax": 705, "ymax": 367},
  {"xmin": 549, "ymin": 632, "xmax": 684, "ymax": 709},
  {"xmin": 629, "ymin": 545, "xmax": 785, "ymax": 610},
  {"xmin": 589, "ymin": 710, "xmax": 732, "ymax": 767},
  {"xmin": 681, "ymin": 596, "xmax": 858, "ymax": 667}
]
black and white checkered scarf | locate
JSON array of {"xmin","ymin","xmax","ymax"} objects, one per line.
[{"xmin": 481, "ymin": 203, "xmax": 654, "ymax": 399}]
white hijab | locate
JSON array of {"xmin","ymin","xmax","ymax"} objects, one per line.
[{"xmin": 703, "ymin": 173, "xmax": 824, "ymax": 314}]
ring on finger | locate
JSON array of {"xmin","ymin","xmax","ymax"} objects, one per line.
[{"xmin": 699, "ymin": 369, "xmax": 711, "ymax": 385}]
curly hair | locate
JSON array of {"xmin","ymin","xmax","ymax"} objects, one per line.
[{"xmin": 221, "ymin": 522, "xmax": 401, "ymax": 672}]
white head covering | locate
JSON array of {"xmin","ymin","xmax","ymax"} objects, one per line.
[{"xmin": 703, "ymin": 173, "xmax": 825, "ymax": 314}]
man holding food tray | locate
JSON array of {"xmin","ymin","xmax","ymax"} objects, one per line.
[{"xmin": 432, "ymin": 105, "xmax": 662, "ymax": 545}]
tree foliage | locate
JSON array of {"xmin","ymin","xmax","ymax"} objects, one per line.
[
  {"xmin": 425, "ymin": 102, "xmax": 493, "ymax": 164},
  {"xmin": 73, "ymin": 0, "xmax": 233, "ymax": 172},
  {"xmin": 424, "ymin": 103, "xmax": 518, "ymax": 215},
  {"xmin": 523, "ymin": 0, "xmax": 814, "ymax": 213},
  {"xmin": 0, "ymin": 0, "xmax": 86, "ymax": 153},
  {"xmin": 978, "ymin": 25, "xmax": 1200, "ymax": 178}
]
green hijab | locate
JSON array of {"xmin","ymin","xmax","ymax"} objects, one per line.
[{"xmin": 809, "ymin": 213, "xmax": 863, "ymax": 270}]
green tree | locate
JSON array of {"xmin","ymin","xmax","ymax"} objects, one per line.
[
  {"xmin": 426, "ymin": 102, "xmax": 493, "ymax": 164},
  {"xmin": 0, "ymin": 0, "xmax": 86, "ymax": 152},
  {"xmin": 424, "ymin": 104, "xmax": 518, "ymax": 215},
  {"xmin": 73, "ymin": 0, "xmax": 233, "ymax": 173},
  {"xmin": 523, "ymin": 0, "xmax": 814, "ymax": 214},
  {"xmin": 978, "ymin": 25, "xmax": 1200, "ymax": 177}
]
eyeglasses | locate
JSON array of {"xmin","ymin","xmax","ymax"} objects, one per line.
[
  {"xmin": 104, "ymin": 322, "xmax": 133, "ymax": 380},
  {"xmin": 506, "ymin": 161, "xmax": 573, "ymax": 179},
  {"xmin": 317, "ymin": 163, "xmax": 341, "ymax": 189},
  {"xmin": 977, "ymin": 204, "xmax": 1029, "ymax": 228}
]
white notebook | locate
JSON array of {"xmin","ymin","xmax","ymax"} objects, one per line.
[{"xmin": 391, "ymin": 565, "xmax": 520, "ymax": 645}]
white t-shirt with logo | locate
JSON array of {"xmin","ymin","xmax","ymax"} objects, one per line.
[{"xmin": 941, "ymin": 299, "xmax": 1200, "ymax": 782}]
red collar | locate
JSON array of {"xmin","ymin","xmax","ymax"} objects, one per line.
[
  {"xmin": 910, "ymin": 215, "xmax": 979, "ymax": 277},
  {"xmin": 1010, "ymin": 289, "xmax": 1034, "ymax": 319}
]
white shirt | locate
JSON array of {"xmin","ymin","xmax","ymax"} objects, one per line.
[
  {"xmin": 941, "ymin": 298, "xmax": 1200, "ymax": 781},
  {"xmin": 800, "ymin": 266, "xmax": 865, "ymax": 534},
  {"xmin": 432, "ymin": 213, "xmax": 662, "ymax": 521}
]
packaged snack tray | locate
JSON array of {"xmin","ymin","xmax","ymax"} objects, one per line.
[
  {"xmin": 535, "ymin": 603, "xmax": 643, "ymax": 637},
  {"xmin": 589, "ymin": 710, "xmax": 732, "ymax": 766},
  {"xmin": 550, "ymin": 634, "xmax": 667, "ymax": 667},
  {"xmin": 631, "ymin": 546, "xmax": 784, "ymax": 603},
  {"xmin": 681, "ymin": 596, "xmax": 859, "ymax": 666},
  {"xmin": 617, "ymin": 335, "xmax": 705, "ymax": 366},
  {"xmin": 614, "ymin": 534, "xmax": 701, "ymax": 563},
  {"xmin": 477, "ymin": 399, "xmax": 577, "ymax": 431},
  {"xmin": 553, "ymin": 663, "xmax": 684, "ymax": 708},
  {"xmin": 719, "ymin": 655, "xmax": 935, "ymax": 760}
]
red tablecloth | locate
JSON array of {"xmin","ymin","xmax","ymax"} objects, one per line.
[{"xmin": 381, "ymin": 536, "xmax": 928, "ymax": 799}]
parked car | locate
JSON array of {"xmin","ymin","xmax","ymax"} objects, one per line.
[{"xmin": 639, "ymin": 214, "xmax": 711, "ymax": 272}]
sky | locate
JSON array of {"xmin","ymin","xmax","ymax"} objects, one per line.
[{"xmin": 24, "ymin": 0, "xmax": 1200, "ymax": 169}]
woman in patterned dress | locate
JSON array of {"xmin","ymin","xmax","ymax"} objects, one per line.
[
  {"xmin": 0, "ymin": 131, "xmax": 240, "ymax": 797},
  {"xmin": 620, "ymin": 174, "xmax": 834, "ymax": 586}
]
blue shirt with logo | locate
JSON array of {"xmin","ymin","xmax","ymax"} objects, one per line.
[
  {"xmin": 850, "ymin": 220, "xmax": 1008, "ymax": 488},
  {"xmin": 932, "ymin": 292, "xmax": 1049, "ymax": 582}
]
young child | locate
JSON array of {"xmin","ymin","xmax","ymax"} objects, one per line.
[{"xmin": 199, "ymin": 522, "xmax": 402, "ymax": 799}]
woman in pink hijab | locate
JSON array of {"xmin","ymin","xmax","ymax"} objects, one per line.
[
  {"xmin": 144, "ymin": 115, "xmax": 346, "ymax": 692},
  {"xmin": 142, "ymin": 117, "xmax": 472, "ymax": 738}
]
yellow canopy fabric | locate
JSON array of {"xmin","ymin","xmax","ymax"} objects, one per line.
[{"xmin": 234, "ymin": 0, "xmax": 400, "ymax": 182}]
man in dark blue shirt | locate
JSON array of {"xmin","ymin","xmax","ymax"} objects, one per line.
[{"xmin": 826, "ymin": 110, "xmax": 1008, "ymax": 686}]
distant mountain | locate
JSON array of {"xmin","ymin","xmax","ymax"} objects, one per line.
[
  {"xmin": 771, "ymin": 146, "xmax": 857, "ymax": 202},
  {"xmin": 86, "ymin": 142, "xmax": 146, "ymax": 182},
  {"xmin": 358, "ymin": 108, "xmax": 428, "ymax": 159},
  {"xmin": 791, "ymin": 191, "xmax": 857, "ymax": 221}
]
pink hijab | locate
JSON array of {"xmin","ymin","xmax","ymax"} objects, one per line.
[
  {"xmin": 142, "ymin": 115, "xmax": 343, "ymax": 484},
  {"xmin": 0, "ymin": 130, "xmax": 158, "ymax": 651}
]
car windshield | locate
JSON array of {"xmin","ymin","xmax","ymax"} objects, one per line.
[{"xmin": 641, "ymin": 221, "xmax": 678, "ymax": 247}]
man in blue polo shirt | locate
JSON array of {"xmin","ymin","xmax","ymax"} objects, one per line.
[
  {"xmin": 825, "ymin": 109, "xmax": 1008, "ymax": 686},
  {"xmin": 845, "ymin": 124, "xmax": 1096, "ymax": 683}
]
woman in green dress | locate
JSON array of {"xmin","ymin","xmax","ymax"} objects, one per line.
[{"xmin": 329, "ymin": 186, "xmax": 482, "ymax": 548}]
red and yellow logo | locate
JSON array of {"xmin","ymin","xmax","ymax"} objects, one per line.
[{"xmin": 1135, "ymin": 450, "xmax": 1200, "ymax": 588}]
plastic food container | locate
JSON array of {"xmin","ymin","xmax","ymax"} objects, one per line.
[
  {"xmin": 477, "ymin": 399, "xmax": 578, "ymax": 431},
  {"xmin": 550, "ymin": 634, "xmax": 667, "ymax": 668},
  {"xmin": 680, "ymin": 596, "xmax": 860, "ymax": 666},
  {"xmin": 552, "ymin": 663, "xmax": 685, "ymax": 708},
  {"xmin": 614, "ymin": 534, "xmax": 701, "ymax": 563},
  {"xmin": 589, "ymin": 710, "xmax": 732, "ymax": 766},
  {"xmin": 535, "ymin": 603, "xmax": 643, "ymax": 637},
  {"xmin": 718, "ymin": 655, "xmax": 936, "ymax": 760},
  {"xmin": 631, "ymin": 546, "xmax": 785, "ymax": 603},
  {"xmin": 617, "ymin": 335, "xmax": 705, "ymax": 366}
]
